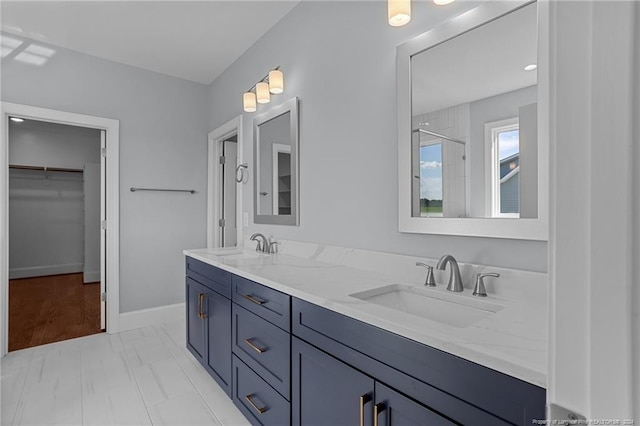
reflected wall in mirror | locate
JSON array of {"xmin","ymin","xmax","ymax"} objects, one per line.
[
  {"xmin": 254, "ymin": 97, "xmax": 299, "ymax": 225},
  {"xmin": 397, "ymin": 0, "xmax": 548, "ymax": 240},
  {"xmin": 410, "ymin": 2, "xmax": 537, "ymax": 219}
]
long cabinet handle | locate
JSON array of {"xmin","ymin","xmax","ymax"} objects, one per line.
[
  {"xmin": 198, "ymin": 294, "xmax": 208, "ymax": 319},
  {"xmin": 374, "ymin": 402, "xmax": 386, "ymax": 426},
  {"xmin": 243, "ymin": 294, "xmax": 266, "ymax": 305},
  {"xmin": 245, "ymin": 338, "xmax": 267, "ymax": 354},
  {"xmin": 245, "ymin": 394, "xmax": 268, "ymax": 414},
  {"xmin": 359, "ymin": 393, "xmax": 372, "ymax": 426}
]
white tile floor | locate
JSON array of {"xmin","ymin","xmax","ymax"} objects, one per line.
[{"xmin": 1, "ymin": 319, "xmax": 250, "ymax": 426}]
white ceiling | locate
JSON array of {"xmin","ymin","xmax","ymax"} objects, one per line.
[
  {"xmin": 411, "ymin": 3, "xmax": 538, "ymax": 115},
  {"xmin": 1, "ymin": 1, "xmax": 300, "ymax": 85}
]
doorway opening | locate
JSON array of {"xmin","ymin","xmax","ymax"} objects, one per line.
[
  {"xmin": 7, "ymin": 119, "xmax": 103, "ymax": 351},
  {"xmin": 207, "ymin": 116, "xmax": 244, "ymax": 249},
  {"xmin": 1, "ymin": 102, "xmax": 120, "ymax": 357}
]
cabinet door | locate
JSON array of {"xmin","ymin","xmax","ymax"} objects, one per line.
[
  {"xmin": 374, "ymin": 383, "xmax": 456, "ymax": 426},
  {"xmin": 204, "ymin": 289, "xmax": 232, "ymax": 397},
  {"xmin": 292, "ymin": 337, "xmax": 374, "ymax": 426},
  {"xmin": 186, "ymin": 278, "xmax": 206, "ymax": 363}
]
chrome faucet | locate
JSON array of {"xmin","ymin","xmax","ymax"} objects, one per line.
[
  {"xmin": 436, "ymin": 254, "xmax": 464, "ymax": 292},
  {"xmin": 250, "ymin": 233, "xmax": 276, "ymax": 253}
]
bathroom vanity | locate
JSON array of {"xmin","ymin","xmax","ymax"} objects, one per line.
[{"xmin": 184, "ymin": 244, "xmax": 546, "ymax": 425}]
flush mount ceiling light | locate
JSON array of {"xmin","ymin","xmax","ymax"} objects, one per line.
[
  {"xmin": 388, "ymin": 0, "xmax": 411, "ymax": 27},
  {"xmin": 9, "ymin": 117, "xmax": 24, "ymax": 123},
  {"xmin": 243, "ymin": 66, "xmax": 284, "ymax": 112},
  {"xmin": 524, "ymin": 64, "xmax": 537, "ymax": 71}
]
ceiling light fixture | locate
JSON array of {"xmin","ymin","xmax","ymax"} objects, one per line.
[
  {"xmin": 524, "ymin": 64, "xmax": 537, "ymax": 71},
  {"xmin": 388, "ymin": 0, "xmax": 411, "ymax": 27},
  {"xmin": 433, "ymin": 0, "xmax": 456, "ymax": 6},
  {"xmin": 9, "ymin": 117, "xmax": 24, "ymax": 123},
  {"xmin": 243, "ymin": 67, "xmax": 284, "ymax": 112}
]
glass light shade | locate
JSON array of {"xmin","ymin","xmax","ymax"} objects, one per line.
[
  {"xmin": 388, "ymin": 0, "xmax": 411, "ymax": 27},
  {"xmin": 243, "ymin": 92, "xmax": 257, "ymax": 112},
  {"xmin": 433, "ymin": 0, "xmax": 455, "ymax": 5},
  {"xmin": 268, "ymin": 70, "xmax": 284, "ymax": 94},
  {"xmin": 256, "ymin": 82, "xmax": 271, "ymax": 104}
]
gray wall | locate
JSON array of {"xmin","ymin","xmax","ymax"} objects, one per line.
[
  {"xmin": 8, "ymin": 120, "xmax": 100, "ymax": 280},
  {"xmin": 207, "ymin": 1, "xmax": 547, "ymax": 271},
  {"xmin": 2, "ymin": 33, "xmax": 209, "ymax": 312}
]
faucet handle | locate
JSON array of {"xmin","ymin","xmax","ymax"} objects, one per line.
[
  {"xmin": 268, "ymin": 241, "xmax": 278, "ymax": 254},
  {"xmin": 416, "ymin": 262, "xmax": 436, "ymax": 287},
  {"xmin": 473, "ymin": 272, "xmax": 500, "ymax": 297}
]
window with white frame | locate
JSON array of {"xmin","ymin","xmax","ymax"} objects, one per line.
[{"xmin": 485, "ymin": 118, "xmax": 520, "ymax": 218}]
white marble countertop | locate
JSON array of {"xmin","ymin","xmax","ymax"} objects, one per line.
[{"xmin": 184, "ymin": 241, "xmax": 547, "ymax": 388}]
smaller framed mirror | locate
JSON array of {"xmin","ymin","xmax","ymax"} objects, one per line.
[{"xmin": 253, "ymin": 97, "xmax": 299, "ymax": 225}]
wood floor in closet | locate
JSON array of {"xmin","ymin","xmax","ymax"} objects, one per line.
[{"xmin": 8, "ymin": 273, "xmax": 102, "ymax": 351}]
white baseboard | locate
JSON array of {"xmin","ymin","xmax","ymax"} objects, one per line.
[
  {"xmin": 9, "ymin": 263, "xmax": 84, "ymax": 279},
  {"xmin": 119, "ymin": 303, "xmax": 185, "ymax": 332},
  {"xmin": 83, "ymin": 271, "xmax": 100, "ymax": 283}
]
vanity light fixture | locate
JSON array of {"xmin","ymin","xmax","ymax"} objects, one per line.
[
  {"xmin": 388, "ymin": 0, "xmax": 411, "ymax": 27},
  {"xmin": 389, "ymin": 0, "xmax": 457, "ymax": 26},
  {"xmin": 9, "ymin": 117, "xmax": 24, "ymax": 123},
  {"xmin": 256, "ymin": 82, "xmax": 271, "ymax": 104},
  {"xmin": 524, "ymin": 64, "xmax": 537, "ymax": 71},
  {"xmin": 242, "ymin": 66, "xmax": 284, "ymax": 112},
  {"xmin": 268, "ymin": 69, "xmax": 284, "ymax": 94},
  {"xmin": 243, "ymin": 92, "xmax": 257, "ymax": 113}
]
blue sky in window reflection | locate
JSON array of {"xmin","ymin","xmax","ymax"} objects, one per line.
[{"xmin": 419, "ymin": 143, "xmax": 442, "ymax": 200}]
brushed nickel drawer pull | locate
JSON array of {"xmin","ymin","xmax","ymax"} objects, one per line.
[
  {"xmin": 359, "ymin": 393, "xmax": 372, "ymax": 426},
  {"xmin": 198, "ymin": 293, "xmax": 206, "ymax": 319},
  {"xmin": 243, "ymin": 294, "xmax": 266, "ymax": 305},
  {"xmin": 374, "ymin": 402, "xmax": 386, "ymax": 426},
  {"xmin": 245, "ymin": 394, "xmax": 267, "ymax": 414},
  {"xmin": 245, "ymin": 338, "xmax": 267, "ymax": 354}
]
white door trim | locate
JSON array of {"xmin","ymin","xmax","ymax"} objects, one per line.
[
  {"xmin": 207, "ymin": 115, "xmax": 243, "ymax": 249},
  {"xmin": 0, "ymin": 102, "xmax": 120, "ymax": 356}
]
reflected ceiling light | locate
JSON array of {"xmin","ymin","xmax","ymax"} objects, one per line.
[
  {"xmin": 524, "ymin": 64, "xmax": 537, "ymax": 71},
  {"xmin": 256, "ymin": 82, "xmax": 271, "ymax": 104},
  {"xmin": 242, "ymin": 67, "xmax": 284, "ymax": 113},
  {"xmin": 9, "ymin": 117, "xmax": 24, "ymax": 123},
  {"xmin": 243, "ymin": 92, "xmax": 257, "ymax": 113},
  {"xmin": 434, "ymin": 0, "xmax": 456, "ymax": 5},
  {"xmin": 388, "ymin": 0, "xmax": 411, "ymax": 26},
  {"xmin": 268, "ymin": 70, "xmax": 284, "ymax": 94}
]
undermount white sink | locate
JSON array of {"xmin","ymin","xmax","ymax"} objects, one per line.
[{"xmin": 350, "ymin": 284, "xmax": 504, "ymax": 328}]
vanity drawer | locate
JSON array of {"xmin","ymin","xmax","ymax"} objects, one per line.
[
  {"xmin": 232, "ymin": 355, "xmax": 291, "ymax": 426},
  {"xmin": 186, "ymin": 257, "xmax": 231, "ymax": 299},
  {"xmin": 233, "ymin": 304, "xmax": 291, "ymax": 399},
  {"xmin": 232, "ymin": 275, "xmax": 290, "ymax": 331}
]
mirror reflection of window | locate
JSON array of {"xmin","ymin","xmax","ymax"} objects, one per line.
[{"xmin": 419, "ymin": 142, "xmax": 443, "ymax": 217}]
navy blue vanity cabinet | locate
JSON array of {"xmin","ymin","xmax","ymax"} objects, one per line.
[
  {"xmin": 292, "ymin": 337, "xmax": 374, "ymax": 426},
  {"xmin": 185, "ymin": 257, "xmax": 232, "ymax": 397},
  {"xmin": 292, "ymin": 298, "xmax": 545, "ymax": 426},
  {"xmin": 374, "ymin": 383, "xmax": 456, "ymax": 426},
  {"xmin": 186, "ymin": 277, "xmax": 207, "ymax": 363},
  {"xmin": 231, "ymin": 275, "xmax": 292, "ymax": 425}
]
